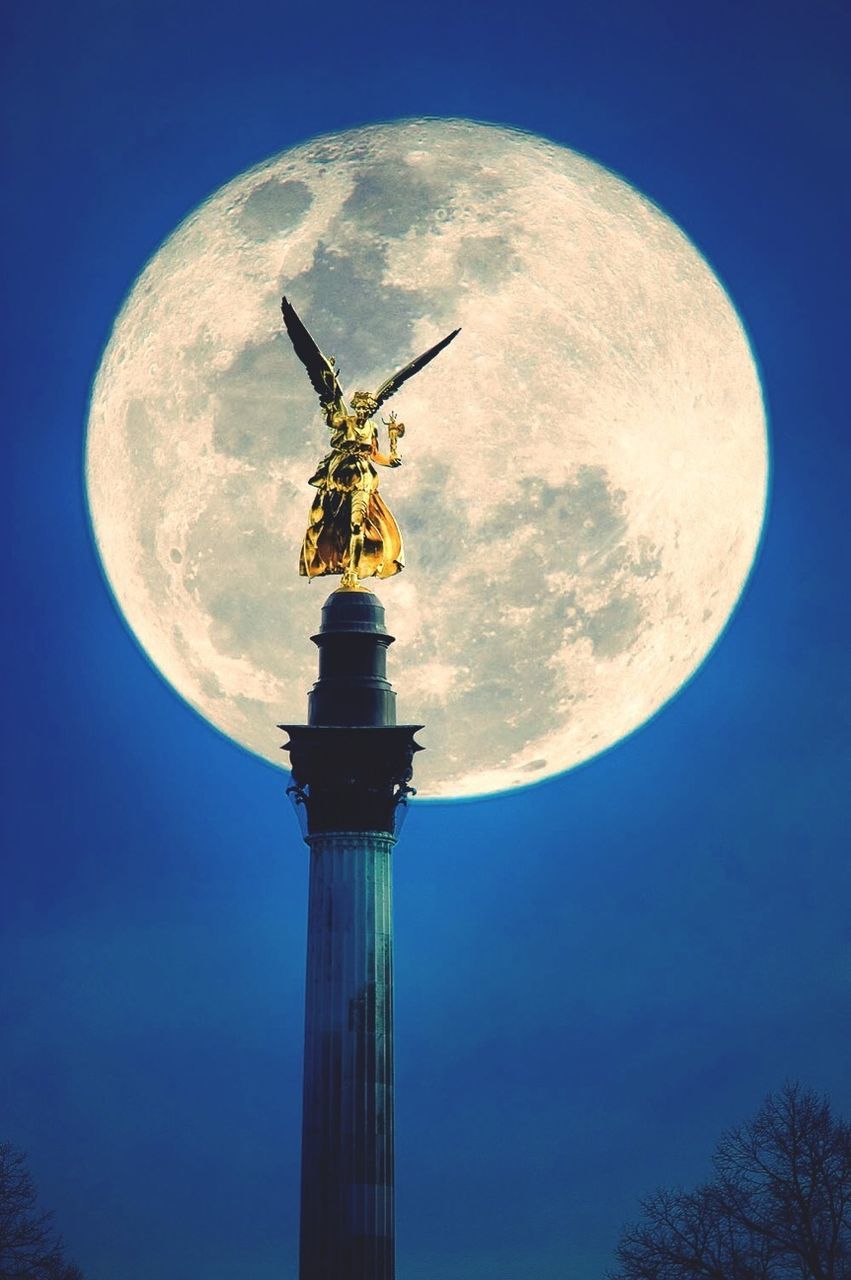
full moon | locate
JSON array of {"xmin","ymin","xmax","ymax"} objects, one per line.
[{"xmin": 86, "ymin": 119, "xmax": 767, "ymax": 799}]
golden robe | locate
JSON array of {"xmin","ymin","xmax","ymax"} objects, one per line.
[{"xmin": 300, "ymin": 412, "xmax": 404, "ymax": 581}]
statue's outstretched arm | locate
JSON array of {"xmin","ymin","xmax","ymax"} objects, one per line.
[
  {"xmin": 371, "ymin": 429, "xmax": 402, "ymax": 468},
  {"xmin": 372, "ymin": 449, "xmax": 402, "ymax": 468}
]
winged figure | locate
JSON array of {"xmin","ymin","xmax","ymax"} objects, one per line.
[{"xmin": 281, "ymin": 295, "xmax": 460, "ymax": 588}]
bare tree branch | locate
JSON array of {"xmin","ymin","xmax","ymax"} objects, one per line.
[
  {"xmin": 610, "ymin": 1084, "xmax": 851, "ymax": 1280},
  {"xmin": 0, "ymin": 1142, "xmax": 84, "ymax": 1280}
]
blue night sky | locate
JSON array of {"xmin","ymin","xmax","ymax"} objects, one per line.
[{"xmin": 3, "ymin": 2, "xmax": 850, "ymax": 1277}]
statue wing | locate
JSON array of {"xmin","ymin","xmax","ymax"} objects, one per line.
[
  {"xmin": 372, "ymin": 327, "xmax": 461, "ymax": 412},
  {"xmin": 281, "ymin": 296, "xmax": 345, "ymax": 415}
]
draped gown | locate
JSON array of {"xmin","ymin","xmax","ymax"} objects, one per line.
[{"xmin": 300, "ymin": 407, "xmax": 404, "ymax": 581}]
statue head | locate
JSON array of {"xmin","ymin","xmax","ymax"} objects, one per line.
[{"xmin": 351, "ymin": 391, "xmax": 378, "ymax": 423}]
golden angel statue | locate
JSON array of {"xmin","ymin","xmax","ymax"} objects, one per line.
[{"xmin": 281, "ymin": 296, "xmax": 460, "ymax": 589}]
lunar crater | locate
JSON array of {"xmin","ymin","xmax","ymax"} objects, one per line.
[{"xmin": 239, "ymin": 178, "xmax": 314, "ymax": 240}]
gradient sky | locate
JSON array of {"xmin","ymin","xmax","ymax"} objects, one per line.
[{"xmin": 3, "ymin": 2, "xmax": 850, "ymax": 1277}]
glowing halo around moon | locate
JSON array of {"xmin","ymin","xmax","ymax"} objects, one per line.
[{"xmin": 86, "ymin": 119, "xmax": 768, "ymax": 799}]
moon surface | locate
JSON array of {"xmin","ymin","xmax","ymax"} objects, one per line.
[{"xmin": 86, "ymin": 119, "xmax": 767, "ymax": 799}]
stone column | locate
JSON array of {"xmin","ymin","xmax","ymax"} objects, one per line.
[
  {"xmin": 281, "ymin": 586, "xmax": 421, "ymax": 1280},
  {"xmin": 299, "ymin": 831, "xmax": 395, "ymax": 1280}
]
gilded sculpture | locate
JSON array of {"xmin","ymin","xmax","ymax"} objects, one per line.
[{"xmin": 281, "ymin": 296, "xmax": 459, "ymax": 589}]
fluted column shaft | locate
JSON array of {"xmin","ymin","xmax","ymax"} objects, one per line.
[{"xmin": 299, "ymin": 830, "xmax": 395, "ymax": 1280}]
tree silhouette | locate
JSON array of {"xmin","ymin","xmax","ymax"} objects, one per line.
[
  {"xmin": 0, "ymin": 1142, "xmax": 83, "ymax": 1279},
  {"xmin": 612, "ymin": 1084, "xmax": 851, "ymax": 1280}
]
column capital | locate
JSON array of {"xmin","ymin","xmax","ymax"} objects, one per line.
[{"xmin": 280, "ymin": 725, "xmax": 423, "ymax": 836}]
